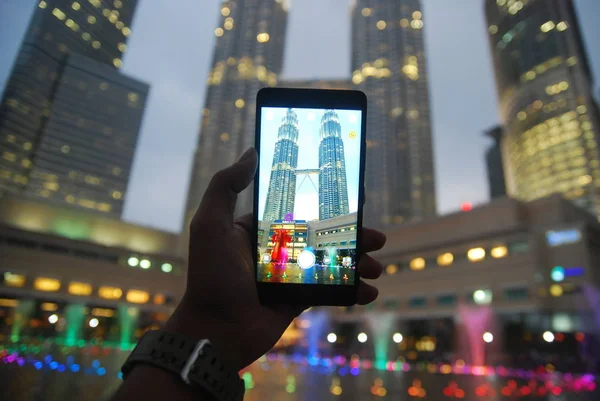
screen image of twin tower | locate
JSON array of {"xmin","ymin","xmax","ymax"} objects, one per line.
[{"xmin": 262, "ymin": 109, "xmax": 351, "ymax": 222}]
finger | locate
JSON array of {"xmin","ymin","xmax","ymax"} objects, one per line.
[
  {"xmin": 192, "ymin": 148, "xmax": 258, "ymax": 232},
  {"xmin": 235, "ymin": 213, "xmax": 253, "ymax": 233},
  {"xmin": 361, "ymin": 228, "xmax": 386, "ymax": 253},
  {"xmin": 357, "ymin": 254, "xmax": 383, "ymax": 279},
  {"xmin": 357, "ymin": 281, "xmax": 379, "ymax": 305}
]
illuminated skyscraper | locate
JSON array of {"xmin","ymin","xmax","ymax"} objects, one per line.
[
  {"xmin": 183, "ymin": 0, "xmax": 288, "ymax": 228},
  {"xmin": 319, "ymin": 110, "xmax": 350, "ymax": 220},
  {"xmin": 351, "ymin": 0, "xmax": 436, "ymax": 227},
  {"xmin": 485, "ymin": 0, "xmax": 600, "ymax": 215},
  {"xmin": 0, "ymin": 0, "xmax": 147, "ymax": 216},
  {"xmin": 279, "ymin": 78, "xmax": 353, "ymax": 91},
  {"xmin": 262, "ymin": 108, "xmax": 299, "ymax": 221}
]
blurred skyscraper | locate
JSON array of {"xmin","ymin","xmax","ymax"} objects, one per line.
[
  {"xmin": 0, "ymin": 0, "xmax": 148, "ymax": 216},
  {"xmin": 485, "ymin": 125, "xmax": 507, "ymax": 199},
  {"xmin": 351, "ymin": 0, "xmax": 437, "ymax": 227},
  {"xmin": 263, "ymin": 108, "xmax": 299, "ymax": 221},
  {"xmin": 319, "ymin": 110, "xmax": 350, "ymax": 220},
  {"xmin": 485, "ymin": 0, "xmax": 600, "ymax": 215},
  {"xmin": 183, "ymin": 0, "xmax": 288, "ymax": 231},
  {"xmin": 279, "ymin": 79, "xmax": 353, "ymax": 91}
]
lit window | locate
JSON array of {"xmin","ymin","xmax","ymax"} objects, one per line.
[
  {"xmin": 376, "ymin": 20, "xmax": 386, "ymax": 30},
  {"xmin": 490, "ymin": 246, "xmax": 508, "ymax": 259},
  {"xmin": 467, "ymin": 247, "xmax": 485, "ymax": 262},
  {"xmin": 114, "ymin": 0, "xmax": 123, "ymax": 8},
  {"xmin": 112, "ymin": 190, "xmax": 122, "ymax": 199},
  {"xmin": 128, "ymin": 92, "xmax": 139, "ymax": 102},
  {"xmin": 221, "ymin": 6, "xmax": 230, "ymax": 16},
  {"xmin": 34, "ymin": 277, "xmax": 61, "ymax": 292},
  {"xmin": 112, "ymin": 167, "xmax": 121, "ymax": 175},
  {"xmin": 139, "ymin": 259, "xmax": 151, "ymax": 269},
  {"xmin": 517, "ymin": 111, "xmax": 527, "ymax": 121},
  {"xmin": 68, "ymin": 281, "xmax": 92, "ymax": 296},
  {"xmin": 411, "ymin": 19, "xmax": 423, "ymax": 29},
  {"xmin": 89, "ymin": 0, "xmax": 101, "ymax": 7},
  {"xmin": 540, "ymin": 21, "xmax": 555, "ymax": 33},
  {"xmin": 3, "ymin": 272, "xmax": 26, "ymax": 288},
  {"xmin": 220, "ymin": 133, "xmax": 230, "ymax": 142},
  {"xmin": 3, "ymin": 152, "xmax": 16, "ymax": 162},
  {"xmin": 385, "ymin": 264, "xmax": 398, "ymax": 275},
  {"xmin": 399, "ymin": 18, "xmax": 409, "ymax": 28},
  {"xmin": 122, "ymin": 27, "xmax": 131, "ymax": 36},
  {"xmin": 52, "ymin": 8, "xmax": 66, "ymax": 20},
  {"xmin": 113, "ymin": 58, "xmax": 122, "ymax": 68},
  {"xmin": 92, "ymin": 40, "xmax": 101, "ymax": 49},
  {"xmin": 257, "ymin": 32, "xmax": 270, "ymax": 43},
  {"xmin": 98, "ymin": 286, "xmax": 122, "ymax": 300},
  {"xmin": 556, "ymin": 21, "xmax": 568, "ymax": 31},
  {"xmin": 41, "ymin": 302, "xmax": 58, "ymax": 311},
  {"xmin": 126, "ymin": 290, "xmax": 150, "ymax": 304},
  {"xmin": 409, "ymin": 257, "xmax": 425, "ymax": 271},
  {"xmin": 488, "ymin": 25, "xmax": 498, "ymax": 34},
  {"xmin": 39, "ymin": 1, "xmax": 47, "ymax": 9},
  {"xmin": 224, "ymin": 17, "xmax": 234, "ymax": 30},
  {"xmin": 118, "ymin": 42, "xmax": 127, "ymax": 52},
  {"xmin": 127, "ymin": 256, "xmax": 139, "ymax": 267},
  {"xmin": 161, "ymin": 263, "xmax": 173, "ymax": 273},
  {"xmin": 412, "ymin": 11, "xmax": 422, "ymax": 20},
  {"xmin": 116, "ymin": 21, "xmax": 124, "ymax": 29},
  {"xmin": 72, "ymin": 2, "xmax": 81, "ymax": 10},
  {"xmin": 361, "ymin": 7, "xmax": 371, "ymax": 17},
  {"xmin": 0, "ymin": 299, "xmax": 18, "ymax": 308},
  {"xmin": 82, "ymin": 32, "xmax": 91, "ymax": 41},
  {"xmin": 154, "ymin": 294, "xmax": 166, "ymax": 305},
  {"xmin": 215, "ymin": 28, "xmax": 224, "ymax": 37},
  {"xmin": 437, "ymin": 253, "xmax": 453, "ymax": 266},
  {"xmin": 102, "ymin": 8, "xmax": 111, "ymax": 16}
]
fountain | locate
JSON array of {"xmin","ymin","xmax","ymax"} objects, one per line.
[
  {"xmin": 10, "ymin": 300, "xmax": 35, "ymax": 342},
  {"xmin": 303, "ymin": 309, "xmax": 329, "ymax": 362},
  {"xmin": 118, "ymin": 305, "xmax": 139, "ymax": 349},
  {"xmin": 64, "ymin": 304, "xmax": 86, "ymax": 346},
  {"xmin": 456, "ymin": 303, "xmax": 496, "ymax": 366},
  {"xmin": 365, "ymin": 313, "xmax": 396, "ymax": 370},
  {"xmin": 326, "ymin": 247, "xmax": 338, "ymax": 268}
]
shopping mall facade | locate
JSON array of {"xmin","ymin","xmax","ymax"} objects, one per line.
[{"xmin": 1, "ymin": 195, "xmax": 598, "ymax": 366}]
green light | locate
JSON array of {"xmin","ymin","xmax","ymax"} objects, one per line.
[
  {"xmin": 161, "ymin": 263, "xmax": 173, "ymax": 273},
  {"xmin": 64, "ymin": 304, "xmax": 86, "ymax": 347},
  {"xmin": 127, "ymin": 257, "xmax": 139, "ymax": 267},
  {"xmin": 551, "ymin": 266, "xmax": 565, "ymax": 282},
  {"xmin": 118, "ymin": 305, "xmax": 139, "ymax": 349},
  {"xmin": 11, "ymin": 300, "xmax": 35, "ymax": 343},
  {"xmin": 242, "ymin": 372, "xmax": 254, "ymax": 389},
  {"xmin": 286, "ymin": 384, "xmax": 296, "ymax": 393}
]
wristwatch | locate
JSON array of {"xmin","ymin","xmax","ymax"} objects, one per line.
[{"xmin": 121, "ymin": 330, "xmax": 245, "ymax": 401}]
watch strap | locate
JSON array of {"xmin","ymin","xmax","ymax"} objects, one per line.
[{"xmin": 122, "ymin": 330, "xmax": 245, "ymax": 401}]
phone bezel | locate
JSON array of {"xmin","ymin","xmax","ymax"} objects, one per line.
[{"xmin": 253, "ymin": 87, "xmax": 367, "ymax": 306}]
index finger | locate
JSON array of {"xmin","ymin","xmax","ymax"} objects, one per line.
[{"xmin": 361, "ymin": 227, "xmax": 386, "ymax": 253}]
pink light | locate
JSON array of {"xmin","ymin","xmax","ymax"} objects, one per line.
[{"xmin": 471, "ymin": 366, "xmax": 486, "ymax": 376}]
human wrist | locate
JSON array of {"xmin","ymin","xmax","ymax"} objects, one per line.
[{"xmin": 164, "ymin": 300, "xmax": 245, "ymax": 372}]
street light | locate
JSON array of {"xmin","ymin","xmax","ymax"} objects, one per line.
[
  {"xmin": 392, "ymin": 333, "xmax": 403, "ymax": 343},
  {"xmin": 327, "ymin": 333, "xmax": 337, "ymax": 343},
  {"xmin": 543, "ymin": 331, "xmax": 555, "ymax": 343},
  {"xmin": 357, "ymin": 332, "xmax": 368, "ymax": 343}
]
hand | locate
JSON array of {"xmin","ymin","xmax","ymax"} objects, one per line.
[{"xmin": 166, "ymin": 148, "xmax": 387, "ymax": 371}]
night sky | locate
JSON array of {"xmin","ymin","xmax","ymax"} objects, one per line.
[{"xmin": 1, "ymin": 0, "xmax": 599, "ymax": 233}]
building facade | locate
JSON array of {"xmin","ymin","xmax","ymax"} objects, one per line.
[
  {"xmin": 183, "ymin": 0, "xmax": 288, "ymax": 232},
  {"xmin": 485, "ymin": 125, "xmax": 507, "ymax": 199},
  {"xmin": 0, "ymin": 0, "xmax": 147, "ymax": 216},
  {"xmin": 485, "ymin": 0, "xmax": 600, "ymax": 216},
  {"xmin": 319, "ymin": 110, "xmax": 350, "ymax": 220},
  {"xmin": 263, "ymin": 108, "xmax": 299, "ymax": 221},
  {"xmin": 351, "ymin": 0, "xmax": 436, "ymax": 227},
  {"xmin": 278, "ymin": 78, "xmax": 353, "ymax": 90}
]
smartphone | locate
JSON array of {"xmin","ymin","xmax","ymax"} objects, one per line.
[{"xmin": 253, "ymin": 88, "xmax": 367, "ymax": 306}]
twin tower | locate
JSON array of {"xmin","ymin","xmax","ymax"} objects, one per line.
[{"xmin": 263, "ymin": 109, "xmax": 350, "ymax": 222}]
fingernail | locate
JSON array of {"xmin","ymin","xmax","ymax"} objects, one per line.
[{"xmin": 238, "ymin": 148, "xmax": 255, "ymax": 163}]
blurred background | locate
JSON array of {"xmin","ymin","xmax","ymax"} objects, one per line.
[{"xmin": 0, "ymin": 0, "xmax": 599, "ymax": 400}]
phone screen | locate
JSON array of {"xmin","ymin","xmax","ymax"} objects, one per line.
[{"xmin": 256, "ymin": 106, "xmax": 363, "ymax": 286}]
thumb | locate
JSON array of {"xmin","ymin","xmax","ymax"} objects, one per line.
[{"xmin": 192, "ymin": 148, "xmax": 258, "ymax": 232}]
